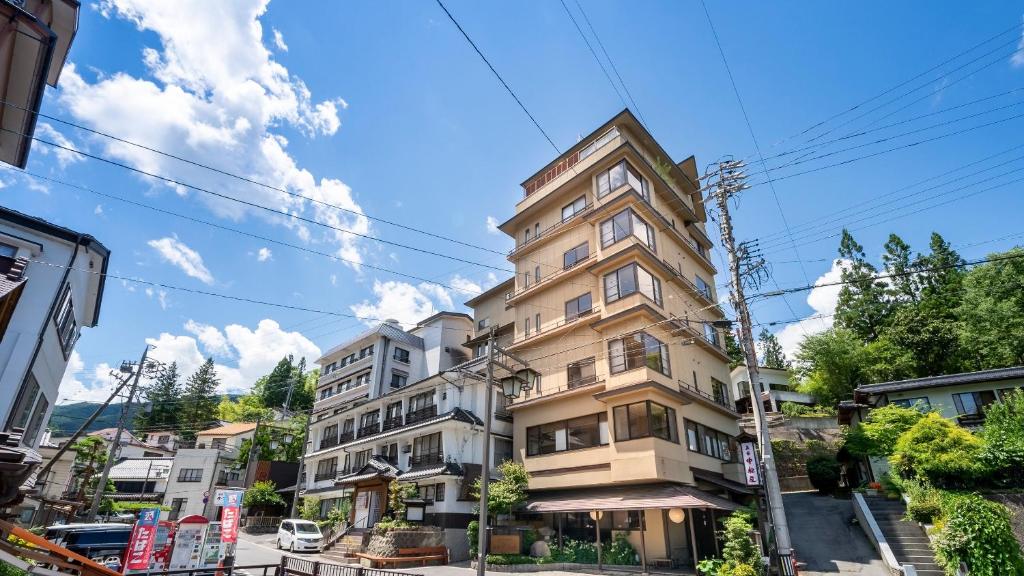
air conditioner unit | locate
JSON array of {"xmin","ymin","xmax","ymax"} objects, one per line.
[{"xmin": 402, "ymin": 444, "xmax": 412, "ymax": 454}]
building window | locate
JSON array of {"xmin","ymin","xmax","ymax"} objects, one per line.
[
  {"xmin": 703, "ymin": 323, "xmax": 720, "ymax": 347},
  {"xmin": 411, "ymin": 432, "xmax": 442, "ymax": 466},
  {"xmin": 393, "ymin": 348, "xmax": 410, "ymax": 363},
  {"xmin": 382, "ymin": 443, "xmax": 398, "ymax": 465},
  {"xmin": 7, "ymin": 375, "xmax": 40, "ymax": 438},
  {"xmin": 53, "ymin": 286, "xmax": 79, "ymax": 357},
  {"xmin": 0, "ymin": 243, "xmax": 16, "ymax": 258},
  {"xmin": 534, "ymin": 266, "xmax": 541, "ymax": 283},
  {"xmin": 534, "ymin": 223, "xmax": 540, "ymax": 238},
  {"xmin": 524, "ymin": 317, "xmax": 531, "ymax": 337},
  {"xmin": 523, "ymin": 271, "xmax": 531, "ymax": 289},
  {"xmin": 419, "ymin": 484, "xmax": 436, "ymax": 502},
  {"xmin": 434, "ymin": 482, "xmax": 446, "ymax": 502},
  {"xmin": 360, "ymin": 345, "xmax": 374, "ymax": 358},
  {"xmin": 359, "ymin": 410, "xmax": 380, "ymax": 436},
  {"xmin": 684, "ymin": 420, "xmax": 736, "ymax": 461},
  {"xmin": 711, "ymin": 378, "xmax": 730, "ymax": 407},
  {"xmin": 178, "ymin": 468, "xmax": 203, "ymax": 482},
  {"xmin": 526, "ymin": 412, "xmax": 608, "ymax": 456},
  {"xmin": 567, "ymin": 357, "xmax": 597, "ymax": 389},
  {"xmin": 599, "ymin": 209, "xmax": 656, "ymax": 252},
  {"xmin": 408, "ymin": 391, "xmax": 435, "ymax": 412},
  {"xmin": 315, "ymin": 458, "xmax": 338, "ymax": 481},
  {"xmin": 390, "ymin": 371, "xmax": 408, "ymax": 389},
  {"xmin": 158, "ymin": 435, "xmax": 171, "ymax": 444},
  {"xmin": 535, "ymin": 313, "xmax": 541, "ymax": 334},
  {"xmin": 211, "ymin": 438, "xmax": 226, "ymax": 450},
  {"xmin": 169, "ymin": 498, "xmax": 187, "ymax": 521},
  {"xmin": 695, "ymin": 275, "xmax": 713, "ymax": 300},
  {"xmin": 353, "ymin": 449, "xmax": 371, "ymax": 469},
  {"xmin": 355, "ymin": 372, "xmax": 371, "ymax": 387},
  {"xmin": 952, "ymin": 391, "xmax": 998, "ymax": 416},
  {"xmin": 613, "ymin": 401, "xmax": 678, "ymax": 443},
  {"xmin": 562, "ymin": 195, "xmax": 587, "ymax": 221},
  {"xmin": 565, "ymin": 293, "xmax": 593, "ymax": 322},
  {"xmin": 603, "ymin": 263, "xmax": 662, "ymax": 306},
  {"xmin": 608, "ymin": 332, "xmax": 670, "ymax": 376},
  {"xmin": 477, "ymin": 317, "xmax": 491, "ymax": 330},
  {"xmin": 342, "ymin": 418, "xmax": 355, "ymax": 436},
  {"xmin": 320, "ymin": 387, "xmax": 333, "ymax": 400},
  {"xmin": 385, "ymin": 401, "xmax": 403, "ymax": 424},
  {"xmin": 494, "ymin": 437, "xmax": 513, "ymax": 464},
  {"xmin": 524, "ymin": 228, "xmax": 531, "ymax": 243},
  {"xmin": 563, "ymin": 242, "xmax": 589, "ymax": 269},
  {"xmin": 597, "ymin": 160, "xmax": 649, "ymax": 200}
]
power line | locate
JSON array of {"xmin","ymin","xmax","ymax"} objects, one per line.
[
  {"xmin": 434, "ymin": 0, "xmax": 560, "ymax": 154},
  {"xmin": 557, "ymin": 0, "xmax": 630, "ymax": 116},
  {"xmin": 572, "ymin": 0, "xmax": 647, "ymax": 126}
]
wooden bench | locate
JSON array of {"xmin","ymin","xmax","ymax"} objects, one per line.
[{"xmin": 354, "ymin": 546, "xmax": 449, "ymax": 568}]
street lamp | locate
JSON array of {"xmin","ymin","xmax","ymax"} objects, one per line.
[{"xmin": 499, "ymin": 369, "xmax": 538, "ymax": 400}]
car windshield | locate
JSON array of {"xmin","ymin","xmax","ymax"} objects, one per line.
[{"xmin": 294, "ymin": 523, "xmax": 320, "ymax": 534}]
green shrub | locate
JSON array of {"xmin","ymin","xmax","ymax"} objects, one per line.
[
  {"xmin": 726, "ymin": 565, "xmax": 758, "ymax": 576},
  {"xmin": 844, "ymin": 403, "xmax": 926, "ymax": 458},
  {"xmin": 890, "ymin": 413, "xmax": 988, "ymax": 486},
  {"xmin": 485, "ymin": 554, "xmax": 536, "ymax": 565},
  {"xmin": 696, "ymin": 558, "xmax": 724, "ymax": 575},
  {"xmin": 604, "ymin": 533, "xmax": 639, "ymax": 565},
  {"xmin": 933, "ymin": 493, "xmax": 1024, "ymax": 576},
  {"xmin": 980, "ymin": 388, "xmax": 1024, "ymax": 484},
  {"xmin": 719, "ymin": 510, "xmax": 764, "ymax": 576},
  {"xmin": 901, "ymin": 479, "xmax": 941, "ymax": 523},
  {"xmin": 550, "ymin": 538, "xmax": 598, "ymax": 564},
  {"xmin": 371, "ymin": 517, "xmax": 413, "ymax": 535},
  {"xmin": 467, "ymin": 520, "xmax": 479, "ymax": 556},
  {"xmin": 806, "ymin": 455, "xmax": 841, "ymax": 493},
  {"xmin": 780, "ymin": 402, "xmax": 836, "ymax": 418},
  {"xmin": 0, "ymin": 562, "xmax": 27, "ymax": 576}
]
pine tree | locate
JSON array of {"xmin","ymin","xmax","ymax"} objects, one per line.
[
  {"xmin": 256, "ymin": 355, "xmax": 314, "ymax": 412},
  {"xmin": 134, "ymin": 362, "xmax": 181, "ymax": 432},
  {"xmin": 723, "ymin": 331, "xmax": 744, "ymax": 370},
  {"xmin": 882, "ymin": 233, "xmax": 918, "ymax": 303},
  {"xmin": 835, "ymin": 229, "xmax": 892, "ymax": 342},
  {"xmin": 758, "ymin": 329, "xmax": 789, "ymax": 369},
  {"xmin": 179, "ymin": 358, "xmax": 220, "ymax": 442}
]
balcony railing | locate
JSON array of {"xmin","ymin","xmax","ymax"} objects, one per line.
[
  {"xmin": 357, "ymin": 423, "xmax": 380, "ymax": 438},
  {"xmin": 319, "ymin": 435, "xmax": 339, "ymax": 450},
  {"xmin": 339, "ymin": 431, "xmax": 354, "ymax": 444},
  {"xmin": 679, "ymin": 380, "xmax": 736, "ymax": 413},
  {"xmin": 314, "ymin": 470, "xmax": 337, "ymax": 482},
  {"xmin": 567, "ymin": 374, "xmax": 598, "ymax": 390},
  {"xmin": 381, "ymin": 416, "xmax": 404, "ymax": 432},
  {"xmin": 510, "ymin": 305, "xmax": 601, "ymax": 345},
  {"xmin": 405, "ymin": 405, "xmax": 438, "ymax": 426},
  {"xmin": 507, "ymin": 252, "xmax": 596, "ymax": 301},
  {"xmin": 507, "ymin": 203, "xmax": 595, "ymax": 258},
  {"xmin": 408, "ymin": 451, "xmax": 444, "ymax": 469}
]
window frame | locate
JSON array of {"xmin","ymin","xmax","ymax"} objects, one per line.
[
  {"xmin": 526, "ymin": 412, "xmax": 608, "ymax": 456},
  {"xmin": 393, "ymin": 347, "xmax": 410, "ymax": 363},
  {"xmin": 607, "ymin": 332, "xmax": 671, "ymax": 376},
  {"xmin": 683, "ymin": 419, "xmax": 736, "ymax": 462},
  {"xmin": 566, "ymin": 357, "xmax": 597, "ymax": 389},
  {"xmin": 563, "ymin": 242, "xmax": 590, "ymax": 269},
  {"xmin": 612, "ymin": 400, "xmax": 678, "ymax": 444},
  {"xmin": 596, "ymin": 160, "xmax": 649, "ymax": 200},
  {"xmin": 177, "ymin": 468, "xmax": 203, "ymax": 482},
  {"xmin": 53, "ymin": 285, "xmax": 79, "ymax": 358},
  {"xmin": 564, "ymin": 293, "xmax": 593, "ymax": 322},
  {"xmin": 561, "ymin": 195, "xmax": 587, "ymax": 222},
  {"xmin": 599, "ymin": 208, "xmax": 656, "ymax": 252},
  {"xmin": 603, "ymin": 263, "xmax": 662, "ymax": 306}
]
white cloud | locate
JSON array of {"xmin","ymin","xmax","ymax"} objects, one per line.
[
  {"xmin": 58, "ymin": 351, "xmax": 119, "ymax": 403},
  {"xmin": 485, "ymin": 216, "xmax": 500, "ymax": 235},
  {"xmin": 145, "ymin": 286, "xmax": 169, "ymax": 309},
  {"xmin": 58, "ymin": 0, "xmax": 369, "ymax": 268},
  {"xmin": 350, "ymin": 280, "xmax": 448, "ymax": 328},
  {"xmin": 94, "ymin": 204, "xmax": 104, "ymax": 216},
  {"xmin": 146, "ymin": 318, "xmax": 321, "ymax": 393},
  {"xmin": 1013, "ymin": 17, "xmax": 1024, "ymax": 68},
  {"xmin": 35, "ymin": 123, "xmax": 84, "ymax": 168},
  {"xmin": 148, "ymin": 236, "xmax": 214, "ymax": 284},
  {"xmin": 256, "ymin": 247, "xmax": 273, "ymax": 262},
  {"xmin": 450, "ymin": 275, "xmax": 482, "ymax": 297},
  {"xmin": 271, "ymin": 28, "xmax": 288, "ymax": 52},
  {"xmin": 774, "ymin": 259, "xmax": 848, "ymax": 358}
]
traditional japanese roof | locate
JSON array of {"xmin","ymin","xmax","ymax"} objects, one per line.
[
  {"xmin": 336, "ymin": 456, "xmax": 400, "ymax": 485},
  {"xmin": 196, "ymin": 422, "xmax": 258, "ymax": 437},
  {"xmin": 398, "ymin": 462, "xmax": 463, "ymax": 482},
  {"xmin": 690, "ymin": 467, "xmax": 755, "ymax": 495},
  {"xmin": 525, "ymin": 482, "xmax": 742, "ymax": 513},
  {"xmin": 335, "ymin": 408, "xmax": 483, "ymax": 451},
  {"xmin": 856, "ymin": 366, "xmax": 1024, "ymax": 395}
]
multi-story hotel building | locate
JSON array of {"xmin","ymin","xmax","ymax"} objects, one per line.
[{"xmin": 486, "ymin": 110, "xmax": 752, "ymax": 568}]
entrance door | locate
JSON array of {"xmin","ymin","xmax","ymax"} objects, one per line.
[
  {"xmin": 690, "ymin": 509, "xmax": 718, "ymax": 562},
  {"xmin": 367, "ymin": 490, "xmax": 382, "ymax": 527}
]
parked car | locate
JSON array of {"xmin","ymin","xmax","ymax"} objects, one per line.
[
  {"xmin": 276, "ymin": 519, "xmax": 323, "ymax": 552},
  {"xmin": 44, "ymin": 523, "xmax": 132, "ymax": 564}
]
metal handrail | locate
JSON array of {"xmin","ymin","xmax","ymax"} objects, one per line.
[
  {"xmin": 405, "ymin": 405, "xmax": 438, "ymax": 425},
  {"xmin": 408, "ymin": 451, "xmax": 444, "ymax": 469},
  {"xmin": 381, "ymin": 416, "xmax": 404, "ymax": 432},
  {"xmin": 678, "ymin": 380, "xmax": 736, "ymax": 413},
  {"xmin": 507, "ymin": 203, "xmax": 595, "ymax": 257},
  {"xmin": 357, "ymin": 423, "xmax": 380, "ymax": 438}
]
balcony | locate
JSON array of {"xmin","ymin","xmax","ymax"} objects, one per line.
[
  {"xmin": 318, "ymin": 353, "xmax": 373, "ymax": 386},
  {"xmin": 357, "ymin": 423, "xmax": 380, "ymax": 438},
  {"xmin": 405, "ymin": 405, "xmax": 438, "ymax": 426},
  {"xmin": 506, "ymin": 252, "xmax": 596, "ymax": 304},
  {"xmin": 507, "ymin": 203, "xmax": 595, "ymax": 259},
  {"xmin": 216, "ymin": 472, "xmax": 244, "ymax": 488},
  {"xmin": 339, "ymin": 431, "xmax": 354, "ymax": 444},
  {"xmin": 408, "ymin": 451, "xmax": 444, "ymax": 470},
  {"xmin": 319, "ymin": 434, "xmax": 339, "ymax": 450},
  {"xmin": 314, "ymin": 470, "xmax": 337, "ymax": 482},
  {"xmin": 382, "ymin": 416, "xmax": 404, "ymax": 432},
  {"xmin": 567, "ymin": 374, "xmax": 598, "ymax": 390},
  {"xmin": 509, "ymin": 305, "xmax": 602, "ymax": 347},
  {"xmin": 678, "ymin": 380, "xmax": 738, "ymax": 415}
]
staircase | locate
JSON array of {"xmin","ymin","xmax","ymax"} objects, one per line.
[
  {"xmin": 863, "ymin": 497, "xmax": 943, "ymax": 575},
  {"xmin": 320, "ymin": 531, "xmax": 369, "ymax": 565}
]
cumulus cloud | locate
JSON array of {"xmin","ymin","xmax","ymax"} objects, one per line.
[
  {"xmin": 271, "ymin": 28, "xmax": 288, "ymax": 52},
  {"xmin": 350, "ymin": 280, "xmax": 446, "ymax": 328},
  {"xmin": 485, "ymin": 216, "xmax": 500, "ymax": 235},
  {"xmin": 58, "ymin": 351, "xmax": 118, "ymax": 403},
  {"xmin": 774, "ymin": 259, "xmax": 848, "ymax": 358},
  {"xmin": 256, "ymin": 247, "xmax": 273, "ymax": 262},
  {"xmin": 58, "ymin": 0, "xmax": 369, "ymax": 268},
  {"xmin": 450, "ymin": 275, "xmax": 482, "ymax": 297},
  {"xmin": 1014, "ymin": 17, "xmax": 1024, "ymax": 68},
  {"xmin": 35, "ymin": 123, "xmax": 84, "ymax": 168},
  {"xmin": 146, "ymin": 318, "xmax": 320, "ymax": 393},
  {"xmin": 148, "ymin": 236, "xmax": 214, "ymax": 284},
  {"xmin": 94, "ymin": 204, "xmax": 104, "ymax": 216}
]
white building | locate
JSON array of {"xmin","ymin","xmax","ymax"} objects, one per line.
[
  {"xmin": 729, "ymin": 365, "xmax": 814, "ymax": 413},
  {"xmin": 107, "ymin": 457, "xmax": 173, "ymax": 505},
  {"xmin": 162, "ymin": 423, "xmax": 255, "ymax": 521},
  {"xmin": 0, "ymin": 207, "xmax": 110, "ymax": 449},
  {"xmin": 85, "ymin": 428, "xmax": 175, "ymax": 459}
]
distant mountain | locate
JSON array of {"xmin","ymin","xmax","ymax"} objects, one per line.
[{"xmin": 48, "ymin": 395, "xmax": 246, "ymax": 437}]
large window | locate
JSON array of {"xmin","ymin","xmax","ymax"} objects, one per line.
[
  {"xmin": 599, "ymin": 209, "xmax": 656, "ymax": 251},
  {"xmin": 178, "ymin": 468, "xmax": 203, "ymax": 482},
  {"xmin": 54, "ymin": 286, "xmax": 79, "ymax": 357},
  {"xmin": 408, "ymin": 391, "xmax": 435, "ymax": 412},
  {"xmin": 411, "ymin": 432, "xmax": 443, "ymax": 467},
  {"xmin": 597, "ymin": 160, "xmax": 649, "ymax": 200},
  {"xmin": 567, "ymin": 357, "xmax": 597, "ymax": 389},
  {"xmin": 494, "ymin": 438, "xmax": 513, "ymax": 464},
  {"xmin": 565, "ymin": 293, "xmax": 593, "ymax": 321},
  {"xmin": 890, "ymin": 397, "xmax": 932, "ymax": 412},
  {"xmin": 608, "ymin": 332, "xmax": 670, "ymax": 376},
  {"xmin": 711, "ymin": 378, "xmax": 730, "ymax": 407},
  {"xmin": 315, "ymin": 458, "xmax": 338, "ymax": 481},
  {"xmin": 684, "ymin": 420, "xmax": 736, "ymax": 461},
  {"xmin": 353, "ymin": 449, "xmax": 371, "ymax": 469},
  {"xmin": 604, "ymin": 263, "xmax": 661, "ymax": 306},
  {"xmin": 952, "ymin": 391, "xmax": 998, "ymax": 416},
  {"xmin": 703, "ymin": 323, "xmax": 720, "ymax": 347},
  {"xmin": 393, "ymin": 347, "xmax": 410, "ymax": 363},
  {"xmin": 613, "ymin": 401, "xmax": 678, "ymax": 443},
  {"xmin": 563, "ymin": 242, "xmax": 590, "ymax": 269},
  {"xmin": 694, "ymin": 275, "xmax": 713, "ymax": 300},
  {"xmin": 390, "ymin": 371, "xmax": 408, "ymax": 389},
  {"xmin": 562, "ymin": 195, "xmax": 587, "ymax": 221},
  {"xmin": 526, "ymin": 412, "xmax": 609, "ymax": 456}
]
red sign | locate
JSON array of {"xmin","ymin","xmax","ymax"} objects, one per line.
[
  {"xmin": 125, "ymin": 508, "xmax": 162, "ymax": 570},
  {"xmin": 221, "ymin": 502, "xmax": 240, "ymax": 541}
]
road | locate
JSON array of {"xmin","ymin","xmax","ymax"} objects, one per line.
[{"xmin": 785, "ymin": 492, "xmax": 889, "ymax": 575}]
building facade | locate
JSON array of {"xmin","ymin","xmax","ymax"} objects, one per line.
[
  {"xmin": 0, "ymin": 207, "xmax": 109, "ymax": 449},
  {"xmin": 491, "ymin": 110, "xmax": 751, "ymax": 568},
  {"xmin": 161, "ymin": 423, "xmax": 255, "ymax": 521},
  {"xmin": 729, "ymin": 366, "xmax": 814, "ymax": 413}
]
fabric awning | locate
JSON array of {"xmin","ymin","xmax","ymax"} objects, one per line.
[{"xmin": 525, "ymin": 482, "xmax": 742, "ymax": 513}]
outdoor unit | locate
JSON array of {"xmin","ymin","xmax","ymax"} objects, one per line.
[{"xmin": 402, "ymin": 444, "xmax": 412, "ymax": 453}]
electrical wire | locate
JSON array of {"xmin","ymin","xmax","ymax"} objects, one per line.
[{"xmin": 572, "ymin": 0, "xmax": 647, "ymax": 127}]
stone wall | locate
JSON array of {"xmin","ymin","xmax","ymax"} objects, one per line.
[{"xmin": 365, "ymin": 528, "xmax": 446, "ymax": 557}]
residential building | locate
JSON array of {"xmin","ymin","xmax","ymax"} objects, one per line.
[
  {"xmin": 162, "ymin": 422, "xmax": 256, "ymax": 521},
  {"xmin": 84, "ymin": 428, "xmax": 175, "ymax": 458},
  {"xmin": 16, "ymin": 443, "xmax": 77, "ymax": 526},
  {"xmin": 138, "ymin": 429, "xmax": 183, "ymax": 452},
  {"xmin": 106, "ymin": 457, "xmax": 173, "ymax": 504},
  {"xmin": 492, "ymin": 110, "xmax": 752, "ymax": 568},
  {"xmin": 729, "ymin": 365, "xmax": 814, "ymax": 413},
  {"xmin": 0, "ymin": 207, "xmax": 110, "ymax": 449},
  {"xmin": 304, "ymin": 312, "xmax": 503, "ymax": 560},
  {"xmin": 0, "ymin": 0, "xmax": 79, "ymax": 168},
  {"xmin": 841, "ymin": 366, "xmax": 1024, "ymax": 482}
]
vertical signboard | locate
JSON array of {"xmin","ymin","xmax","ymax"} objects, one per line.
[
  {"xmin": 741, "ymin": 442, "xmax": 762, "ymax": 486},
  {"xmin": 168, "ymin": 516, "xmax": 208, "ymax": 570},
  {"xmin": 124, "ymin": 508, "xmax": 161, "ymax": 571},
  {"xmin": 220, "ymin": 490, "xmax": 243, "ymax": 544}
]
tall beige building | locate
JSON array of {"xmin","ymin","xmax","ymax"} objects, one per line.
[{"xmin": 475, "ymin": 110, "xmax": 752, "ymax": 567}]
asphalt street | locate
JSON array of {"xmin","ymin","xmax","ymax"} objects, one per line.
[{"xmin": 784, "ymin": 492, "xmax": 889, "ymax": 575}]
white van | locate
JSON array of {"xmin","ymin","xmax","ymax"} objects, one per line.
[{"xmin": 276, "ymin": 519, "xmax": 323, "ymax": 552}]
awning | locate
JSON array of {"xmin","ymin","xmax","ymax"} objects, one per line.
[
  {"xmin": 525, "ymin": 483, "xmax": 742, "ymax": 513},
  {"xmin": 691, "ymin": 467, "xmax": 755, "ymax": 495},
  {"xmin": 336, "ymin": 455, "xmax": 399, "ymax": 486}
]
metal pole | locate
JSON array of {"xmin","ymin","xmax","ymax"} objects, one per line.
[
  {"xmin": 595, "ymin": 512, "xmax": 602, "ymax": 571},
  {"xmin": 282, "ymin": 375, "xmax": 297, "ymax": 419},
  {"xmin": 288, "ymin": 410, "xmax": 313, "ymax": 519},
  {"xmin": 87, "ymin": 344, "xmax": 149, "ymax": 521},
  {"xmin": 475, "ymin": 327, "xmax": 495, "ymax": 576},
  {"xmin": 639, "ymin": 510, "xmax": 648, "ymax": 574},
  {"xmin": 712, "ymin": 160, "xmax": 794, "ymax": 574}
]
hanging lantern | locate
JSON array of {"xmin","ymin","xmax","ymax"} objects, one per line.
[
  {"xmin": 588, "ymin": 510, "xmax": 604, "ymax": 521},
  {"xmin": 500, "ymin": 376, "xmax": 521, "ymax": 400},
  {"xmin": 668, "ymin": 508, "xmax": 686, "ymax": 524}
]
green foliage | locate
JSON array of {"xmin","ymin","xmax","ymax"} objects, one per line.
[
  {"xmin": 806, "ymin": 456, "xmax": 841, "ymax": 494},
  {"xmin": 179, "ymin": 358, "xmax": 221, "ymax": 442},
  {"xmin": 603, "ymin": 533, "xmax": 638, "ymax": 565},
  {"xmin": 835, "ymin": 229, "xmax": 893, "ymax": 342},
  {"xmin": 234, "ymin": 415, "xmax": 307, "ymax": 468},
  {"xmin": 255, "ymin": 356, "xmax": 314, "ymax": 412},
  {"xmin": 70, "ymin": 436, "xmax": 108, "ymax": 503},
  {"xmin": 218, "ymin": 393, "xmax": 272, "ymax": 423},
  {"xmin": 890, "ymin": 413, "xmax": 987, "ymax": 486},
  {"xmin": 844, "ymin": 403, "xmax": 926, "ymax": 458},
  {"xmin": 718, "ymin": 510, "xmax": 764, "ymax": 576},
  {"xmin": 243, "ymin": 480, "xmax": 286, "ymax": 510},
  {"xmin": 958, "ymin": 247, "xmax": 1024, "ymax": 368},
  {"xmin": 324, "ymin": 502, "xmax": 350, "ymax": 528},
  {"xmin": 299, "ymin": 496, "xmax": 320, "ymax": 521},
  {"xmin": 792, "ymin": 328, "xmax": 868, "ymax": 407},
  {"xmin": 0, "ymin": 561, "xmax": 27, "ymax": 576},
  {"xmin": 467, "ymin": 520, "xmax": 478, "ymax": 556},
  {"xmin": 387, "ymin": 482, "xmax": 418, "ymax": 520},
  {"xmin": 473, "ymin": 460, "xmax": 530, "ymax": 517},
  {"xmin": 485, "ymin": 554, "xmax": 538, "ymax": 565},
  {"xmin": 772, "ymin": 439, "xmax": 838, "ymax": 478},
  {"xmin": 371, "ymin": 517, "xmax": 414, "ymax": 535},
  {"xmin": 980, "ymin": 388, "xmax": 1024, "ymax": 479},
  {"xmin": 115, "ymin": 502, "xmax": 170, "ymax": 512},
  {"xmin": 779, "ymin": 402, "xmax": 836, "ymax": 418},
  {"xmin": 757, "ymin": 329, "xmax": 789, "ymax": 369},
  {"xmin": 550, "ymin": 539, "xmax": 598, "ymax": 564},
  {"xmin": 933, "ymin": 493, "xmax": 1024, "ymax": 576},
  {"xmin": 697, "ymin": 558, "xmax": 724, "ymax": 576},
  {"xmin": 724, "ymin": 331, "xmax": 744, "ymax": 370},
  {"xmin": 724, "ymin": 565, "xmax": 758, "ymax": 576},
  {"xmin": 135, "ymin": 362, "xmax": 181, "ymax": 431}
]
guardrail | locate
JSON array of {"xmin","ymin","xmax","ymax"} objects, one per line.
[{"xmin": 281, "ymin": 556, "xmax": 420, "ymax": 576}]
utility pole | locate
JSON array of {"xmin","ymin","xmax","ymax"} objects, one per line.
[
  {"xmin": 288, "ymin": 409, "xmax": 313, "ymax": 519},
  {"xmin": 282, "ymin": 374, "xmax": 297, "ymax": 419},
  {"xmin": 243, "ymin": 414, "xmax": 263, "ymax": 488},
  {"xmin": 712, "ymin": 159, "xmax": 794, "ymax": 575},
  {"xmin": 87, "ymin": 344, "xmax": 150, "ymax": 522},
  {"xmin": 476, "ymin": 327, "xmax": 496, "ymax": 576}
]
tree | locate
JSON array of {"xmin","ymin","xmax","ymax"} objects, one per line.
[
  {"xmin": 835, "ymin": 230, "xmax": 892, "ymax": 341},
  {"xmin": 387, "ymin": 482, "xmax": 418, "ymax": 520},
  {"xmin": 235, "ymin": 415, "xmax": 307, "ymax": 469},
  {"xmin": 71, "ymin": 436, "xmax": 108, "ymax": 503},
  {"xmin": 915, "ymin": 232, "xmax": 965, "ymax": 302},
  {"xmin": 472, "ymin": 460, "xmax": 530, "ymax": 518},
  {"xmin": 980, "ymin": 389, "xmax": 1024, "ymax": 479},
  {"xmin": 218, "ymin": 393, "xmax": 272, "ymax": 423},
  {"xmin": 255, "ymin": 356, "xmax": 314, "ymax": 412},
  {"xmin": 890, "ymin": 413, "xmax": 987, "ymax": 486},
  {"xmin": 958, "ymin": 247, "xmax": 1024, "ymax": 369},
  {"xmin": 243, "ymin": 480, "xmax": 286, "ymax": 514},
  {"xmin": 134, "ymin": 362, "xmax": 181, "ymax": 431},
  {"xmin": 792, "ymin": 328, "xmax": 867, "ymax": 406},
  {"xmin": 179, "ymin": 358, "xmax": 221, "ymax": 442},
  {"xmin": 299, "ymin": 496, "xmax": 321, "ymax": 521},
  {"xmin": 757, "ymin": 329, "xmax": 788, "ymax": 369},
  {"xmin": 844, "ymin": 403, "xmax": 926, "ymax": 458},
  {"xmin": 719, "ymin": 509, "xmax": 764, "ymax": 576},
  {"xmin": 881, "ymin": 233, "xmax": 918, "ymax": 303},
  {"xmin": 724, "ymin": 331, "xmax": 744, "ymax": 370}
]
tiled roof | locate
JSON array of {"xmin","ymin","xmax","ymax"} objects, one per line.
[
  {"xmin": 335, "ymin": 408, "xmax": 483, "ymax": 451},
  {"xmin": 336, "ymin": 456, "xmax": 399, "ymax": 485},
  {"xmin": 856, "ymin": 366, "xmax": 1024, "ymax": 394},
  {"xmin": 108, "ymin": 458, "xmax": 174, "ymax": 479},
  {"xmin": 398, "ymin": 462, "xmax": 463, "ymax": 482},
  {"xmin": 319, "ymin": 321, "xmax": 425, "ymax": 362},
  {"xmin": 196, "ymin": 422, "xmax": 258, "ymax": 437}
]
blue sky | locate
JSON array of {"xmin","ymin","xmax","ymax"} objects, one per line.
[{"xmin": 10, "ymin": 1, "xmax": 1024, "ymax": 402}]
